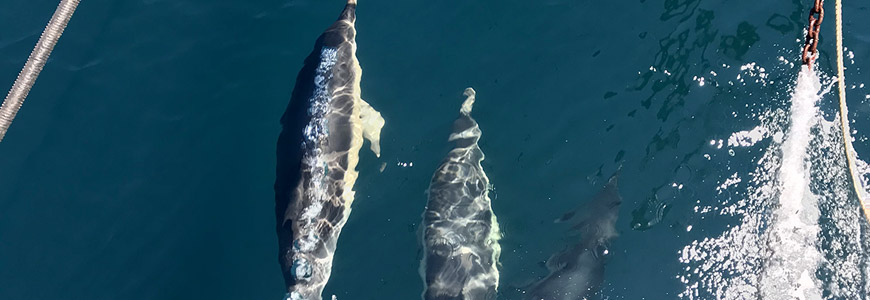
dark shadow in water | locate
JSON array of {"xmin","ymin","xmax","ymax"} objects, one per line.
[
  {"xmin": 659, "ymin": 0, "xmax": 702, "ymax": 22},
  {"xmin": 766, "ymin": 14, "xmax": 794, "ymax": 34},
  {"xmin": 274, "ymin": 34, "xmax": 327, "ymax": 290},
  {"xmin": 632, "ymin": 0, "xmax": 808, "ymax": 170},
  {"xmin": 719, "ymin": 22, "xmax": 760, "ymax": 61}
]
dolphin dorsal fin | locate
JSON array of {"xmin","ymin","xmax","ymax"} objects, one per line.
[{"xmin": 460, "ymin": 87, "xmax": 476, "ymax": 115}]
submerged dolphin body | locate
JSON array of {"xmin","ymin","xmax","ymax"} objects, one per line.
[
  {"xmin": 525, "ymin": 174, "xmax": 622, "ymax": 300},
  {"xmin": 421, "ymin": 88, "xmax": 502, "ymax": 300},
  {"xmin": 275, "ymin": 1, "xmax": 384, "ymax": 299}
]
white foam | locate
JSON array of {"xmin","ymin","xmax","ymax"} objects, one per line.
[
  {"xmin": 678, "ymin": 66, "xmax": 856, "ymax": 300},
  {"xmin": 758, "ymin": 66, "xmax": 823, "ymax": 300},
  {"xmin": 716, "ymin": 172, "xmax": 742, "ymax": 192},
  {"xmin": 727, "ymin": 126, "xmax": 768, "ymax": 147}
]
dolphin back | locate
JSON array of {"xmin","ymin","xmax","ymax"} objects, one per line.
[
  {"xmin": 421, "ymin": 88, "xmax": 501, "ymax": 300},
  {"xmin": 525, "ymin": 174, "xmax": 621, "ymax": 300},
  {"xmin": 275, "ymin": 1, "xmax": 384, "ymax": 299}
]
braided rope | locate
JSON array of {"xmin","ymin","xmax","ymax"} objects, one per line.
[{"xmin": 0, "ymin": 0, "xmax": 80, "ymax": 142}]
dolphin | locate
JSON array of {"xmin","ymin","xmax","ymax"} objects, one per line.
[
  {"xmin": 274, "ymin": 1, "xmax": 384, "ymax": 299},
  {"xmin": 525, "ymin": 174, "xmax": 622, "ymax": 300},
  {"xmin": 420, "ymin": 88, "xmax": 502, "ymax": 300}
]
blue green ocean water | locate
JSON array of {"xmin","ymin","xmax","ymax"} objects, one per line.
[{"xmin": 2, "ymin": 0, "xmax": 870, "ymax": 299}]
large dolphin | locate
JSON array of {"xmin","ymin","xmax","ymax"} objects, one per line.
[
  {"xmin": 274, "ymin": 1, "xmax": 384, "ymax": 299},
  {"xmin": 420, "ymin": 88, "xmax": 502, "ymax": 300},
  {"xmin": 525, "ymin": 174, "xmax": 622, "ymax": 300}
]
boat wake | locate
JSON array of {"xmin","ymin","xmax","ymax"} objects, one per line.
[{"xmin": 678, "ymin": 65, "xmax": 870, "ymax": 299}]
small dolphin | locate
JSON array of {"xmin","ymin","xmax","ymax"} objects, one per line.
[
  {"xmin": 420, "ymin": 88, "xmax": 502, "ymax": 300},
  {"xmin": 525, "ymin": 174, "xmax": 622, "ymax": 300},
  {"xmin": 274, "ymin": 1, "xmax": 384, "ymax": 299}
]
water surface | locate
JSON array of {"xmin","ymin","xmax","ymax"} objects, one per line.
[{"xmin": 1, "ymin": 0, "xmax": 870, "ymax": 299}]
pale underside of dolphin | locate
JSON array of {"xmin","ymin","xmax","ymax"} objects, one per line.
[
  {"xmin": 525, "ymin": 174, "xmax": 621, "ymax": 300},
  {"xmin": 421, "ymin": 88, "xmax": 502, "ymax": 300},
  {"xmin": 275, "ymin": 0, "xmax": 384, "ymax": 299}
]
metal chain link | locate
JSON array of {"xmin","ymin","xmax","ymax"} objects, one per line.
[{"xmin": 802, "ymin": 0, "xmax": 824, "ymax": 66}]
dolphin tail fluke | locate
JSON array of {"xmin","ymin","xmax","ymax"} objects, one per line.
[
  {"xmin": 460, "ymin": 87, "xmax": 476, "ymax": 115},
  {"xmin": 359, "ymin": 99, "xmax": 385, "ymax": 157}
]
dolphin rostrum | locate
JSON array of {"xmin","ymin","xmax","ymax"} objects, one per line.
[
  {"xmin": 421, "ymin": 88, "xmax": 502, "ymax": 300},
  {"xmin": 525, "ymin": 174, "xmax": 622, "ymax": 300},
  {"xmin": 274, "ymin": 1, "xmax": 384, "ymax": 299}
]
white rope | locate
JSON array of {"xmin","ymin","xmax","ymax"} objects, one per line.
[
  {"xmin": 833, "ymin": 0, "xmax": 870, "ymax": 222},
  {"xmin": 0, "ymin": 0, "xmax": 80, "ymax": 142}
]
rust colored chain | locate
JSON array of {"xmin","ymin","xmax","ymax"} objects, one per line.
[{"xmin": 802, "ymin": 0, "xmax": 824, "ymax": 66}]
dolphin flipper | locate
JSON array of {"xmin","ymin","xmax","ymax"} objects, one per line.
[
  {"xmin": 359, "ymin": 99, "xmax": 384, "ymax": 157},
  {"xmin": 545, "ymin": 249, "xmax": 572, "ymax": 271}
]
